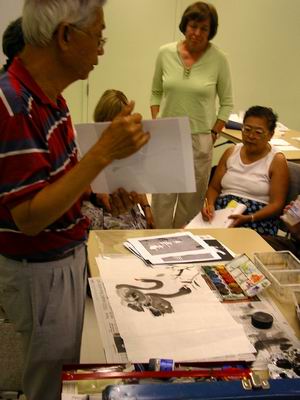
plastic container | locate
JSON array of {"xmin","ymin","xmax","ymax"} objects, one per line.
[{"xmin": 253, "ymin": 251, "xmax": 300, "ymax": 303}]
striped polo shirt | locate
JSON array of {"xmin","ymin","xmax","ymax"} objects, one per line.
[{"xmin": 0, "ymin": 58, "xmax": 89, "ymax": 259}]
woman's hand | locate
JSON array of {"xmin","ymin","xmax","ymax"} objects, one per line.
[
  {"xmin": 283, "ymin": 201, "xmax": 294, "ymax": 214},
  {"xmin": 94, "ymin": 188, "xmax": 136, "ymax": 216},
  {"xmin": 93, "ymin": 193, "xmax": 110, "ymax": 210},
  {"xmin": 201, "ymin": 203, "xmax": 215, "ymax": 221},
  {"xmin": 109, "ymin": 188, "xmax": 136, "ymax": 216},
  {"xmin": 228, "ymin": 213, "xmax": 251, "ymax": 227}
]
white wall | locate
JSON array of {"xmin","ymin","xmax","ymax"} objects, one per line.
[
  {"xmin": 1, "ymin": 0, "xmax": 299, "ymax": 129},
  {"xmin": 83, "ymin": 0, "xmax": 300, "ymax": 130},
  {"xmin": 86, "ymin": 0, "xmax": 179, "ymax": 121},
  {"xmin": 210, "ymin": 0, "xmax": 300, "ymax": 130},
  {"xmin": 0, "ymin": 0, "xmax": 85, "ymax": 124}
]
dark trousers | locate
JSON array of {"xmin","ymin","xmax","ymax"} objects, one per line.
[{"xmin": 263, "ymin": 235, "xmax": 300, "ymax": 260}]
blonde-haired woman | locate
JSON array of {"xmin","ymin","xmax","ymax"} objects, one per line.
[{"xmin": 82, "ymin": 89, "xmax": 155, "ymax": 229}]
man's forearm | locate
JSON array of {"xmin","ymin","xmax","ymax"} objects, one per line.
[{"xmin": 11, "ymin": 150, "xmax": 110, "ymax": 236}]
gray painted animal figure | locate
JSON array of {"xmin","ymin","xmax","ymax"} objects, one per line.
[{"xmin": 116, "ymin": 278, "xmax": 191, "ymax": 316}]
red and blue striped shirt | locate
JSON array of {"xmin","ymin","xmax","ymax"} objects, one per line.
[{"xmin": 0, "ymin": 58, "xmax": 89, "ymax": 258}]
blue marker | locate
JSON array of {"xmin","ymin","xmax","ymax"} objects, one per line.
[{"xmin": 149, "ymin": 358, "xmax": 174, "ymax": 371}]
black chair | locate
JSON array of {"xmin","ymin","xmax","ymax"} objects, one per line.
[
  {"xmin": 279, "ymin": 161, "xmax": 300, "ymax": 234},
  {"xmin": 286, "ymin": 161, "xmax": 300, "ymax": 205}
]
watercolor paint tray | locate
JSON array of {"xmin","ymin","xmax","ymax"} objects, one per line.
[{"xmin": 202, "ymin": 254, "xmax": 271, "ymax": 302}]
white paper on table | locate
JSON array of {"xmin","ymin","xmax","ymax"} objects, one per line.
[
  {"xmin": 275, "ymin": 145, "xmax": 299, "ymax": 151},
  {"xmin": 75, "ymin": 117, "xmax": 195, "ymax": 194},
  {"xmin": 98, "ymin": 257, "xmax": 255, "ymax": 362},
  {"xmin": 186, "ymin": 204, "xmax": 247, "ymax": 229},
  {"xmin": 275, "ymin": 121, "xmax": 289, "ymax": 132},
  {"xmin": 270, "ymin": 138, "xmax": 290, "ymax": 146},
  {"xmin": 125, "ymin": 231, "xmax": 221, "ymax": 264},
  {"xmin": 61, "ymin": 394, "xmax": 88, "ymax": 400},
  {"xmin": 228, "ymin": 113, "xmax": 243, "ymax": 123},
  {"xmin": 88, "ymin": 269, "xmax": 253, "ymax": 363},
  {"xmin": 123, "ymin": 326, "xmax": 255, "ymax": 362}
]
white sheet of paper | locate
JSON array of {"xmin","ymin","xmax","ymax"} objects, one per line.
[
  {"xmin": 276, "ymin": 145, "xmax": 299, "ymax": 151},
  {"xmin": 270, "ymin": 138, "xmax": 290, "ymax": 146},
  {"xmin": 186, "ymin": 205, "xmax": 247, "ymax": 229},
  {"xmin": 98, "ymin": 257, "xmax": 255, "ymax": 362},
  {"xmin": 123, "ymin": 326, "xmax": 255, "ymax": 362},
  {"xmin": 228, "ymin": 113, "xmax": 243, "ymax": 123},
  {"xmin": 275, "ymin": 121, "xmax": 289, "ymax": 132},
  {"xmin": 75, "ymin": 117, "xmax": 196, "ymax": 193},
  {"xmin": 61, "ymin": 394, "xmax": 88, "ymax": 400}
]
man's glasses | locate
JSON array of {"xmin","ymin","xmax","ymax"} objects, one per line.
[
  {"xmin": 70, "ymin": 24, "xmax": 107, "ymax": 50},
  {"xmin": 242, "ymin": 124, "xmax": 267, "ymax": 138}
]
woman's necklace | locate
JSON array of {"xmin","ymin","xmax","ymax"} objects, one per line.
[{"xmin": 178, "ymin": 41, "xmax": 208, "ymax": 78}]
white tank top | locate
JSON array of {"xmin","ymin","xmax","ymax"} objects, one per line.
[{"xmin": 220, "ymin": 143, "xmax": 280, "ymax": 204}]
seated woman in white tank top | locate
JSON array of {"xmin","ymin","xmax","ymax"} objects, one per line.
[{"xmin": 201, "ymin": 106, "xmax": 289, "ymax": 236}]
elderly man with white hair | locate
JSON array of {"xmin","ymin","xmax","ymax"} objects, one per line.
[{"xmin": 0, "ymin": 1, "xmax": 149, "ymax": 399}]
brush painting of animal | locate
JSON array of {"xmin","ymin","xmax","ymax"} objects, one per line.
[{"xmin": 116, "ymin": 278, "xmax": 191, "ymax": 317}]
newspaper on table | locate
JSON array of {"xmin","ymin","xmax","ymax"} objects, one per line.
[
  {"xmin": 224, "ymin": 296, "xmax": 300, "ymax": 373},
  {"xmin": 89, "ymin": 277, "xmax": 129, "ymax": 363}
]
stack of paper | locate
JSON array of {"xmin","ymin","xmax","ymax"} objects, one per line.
[
  {"xmin": 270, "ymin": 137, "xmax": 299, "ymax": 151},
  {"xmin": 124, "ymin": 232, "xmax": 234, "ymax": 266}
]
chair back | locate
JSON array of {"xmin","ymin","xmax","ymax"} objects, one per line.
[
  {"xmin": 286, "ymin": 161, "xmax": 300, "ymax": 204},
  {"xmin": 278, "ymin": 161, "xmax": 300, "ymax": 234}
]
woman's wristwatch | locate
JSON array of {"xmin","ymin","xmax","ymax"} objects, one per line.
[{"xmin": 211, "ymin": 129, "xmax": 219, "ymax": 136}]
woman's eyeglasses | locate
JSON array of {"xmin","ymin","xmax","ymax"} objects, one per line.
[{"xmin": 242, "ymin": 125, "xmax": 267, "ymax": 138}]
